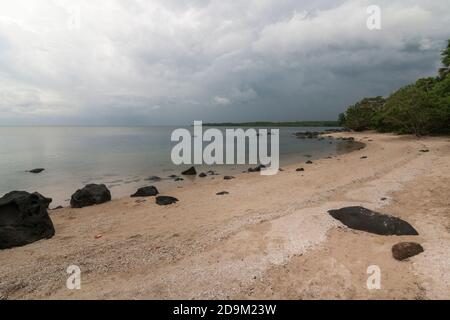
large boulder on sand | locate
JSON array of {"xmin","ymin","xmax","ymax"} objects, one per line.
[
  {"xmin": 328, "ymin": 206, "xmax": 419, "ymax": 236},
  {"xmin": 0, "ymin": 191, "xmax": 55, "ymax": 249},
  {"xmin": 70, "ymin": 184, "xmax": 111, "ymax": 208},
  {"xmin": 156, "ymin": 196, "xmax": 179, "ymax": 206},
  {"xmin": 131, "ymin": 186, "xmax": 159, "ymax": 198},
  {"xmin": 392, "ymin": 242, "xmax": 424, "ymax": 261}
]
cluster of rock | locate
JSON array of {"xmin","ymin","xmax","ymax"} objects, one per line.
[{"xmin": 328, "ymin": 206, "xmax": 424, "ymax": 261}]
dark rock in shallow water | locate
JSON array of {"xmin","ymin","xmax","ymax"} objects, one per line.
[
  {"xmin": 70, "ymin": 184, "xmax": 111, "ymax": 208},
  {"xmin": 146, "ymin": 176, "xmax": 162, "ymax": 182},
  {"xmin": 0, "ymin": 191, "xmax": 55, "ymax": 249},
  {"xmin": 29, "ymin": 168, "xmax": 45, "ymax": 174},
  {"xmin": 168, "ymin": 175, "xmax": 178, "ymax": 179},
  {"xmin": 199, "ymin": 172, "xmax": 207, "ymax": 178},
  {"xmin": 224, "ymin": 176, "xmax": 235, "ymax": 180},
  {"xmin": 131, "ymin": 186, "xmax": 159, "ymax": 198},
  {"xmin": 216, "ymin": 191, "xmax": 229, "ymax": 196},
  {"xmin": 156, "ymin": 196, "xmax": 178, "ymax": 206},
  {"xmin": 182, "ymin": 167, "xmax": 197, "ymax": 175},
  {"xmin": 328, "ymin": 206, "xmax": 418, "ymax": 236},
  {"xmin": 296, "ymin": 168, "xmax": 305, "ymax": 172},
  {"xmin": 392, "ymin": 242, "xmax": 424, "ymax": 261},
  {"xmin": 248, "ymin": 165, "xmax": 266, "ymax": 172},
  {"xmin": 306, "ymin": 161, "xmax": 313, "ymax": 164},
  {"xmin": 174, "ymin": 177, "xmax": 184, "ymax": 182}
]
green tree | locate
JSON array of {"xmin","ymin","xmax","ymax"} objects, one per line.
[
  {"xmin": 442, "ymin": 39, "xmax": 450, "ymax": 67},
  {"xmin": 342, "ymin": 96, "xmax": 385, "ymax": 131},
  {"xmin": 379, "ymin": 84, "xmax": 446, "ymax": 136}
]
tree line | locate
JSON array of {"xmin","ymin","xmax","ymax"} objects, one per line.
[{"xmin": 339, "ymin": 39, "xmax": 450, "ymax": 136}]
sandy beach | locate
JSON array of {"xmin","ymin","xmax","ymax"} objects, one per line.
[{"xmin": 1, "ymin": 132, "xmax": 449, "ymax": 300}]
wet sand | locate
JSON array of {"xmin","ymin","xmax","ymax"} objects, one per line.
[{"xmin": 0, "ymin": 132, "xmax": 449, "ymax": 300}]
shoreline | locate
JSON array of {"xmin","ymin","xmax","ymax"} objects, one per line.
[{"xmin": 1, "ymin": 132, "xmax": 449, "ymax": 299}]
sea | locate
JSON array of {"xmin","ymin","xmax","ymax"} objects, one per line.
[{"xmin": 0, "ymin": 126, "xmax": 358, "ymax": 207}]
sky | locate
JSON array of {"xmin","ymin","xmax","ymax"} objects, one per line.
[{"xmin": 0, "ymin": 0, "xmax": 449, "ymax": 125}]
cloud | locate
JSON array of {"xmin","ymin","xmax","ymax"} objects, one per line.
[{"xmin": 0, "ymin": 0, "xmax": 449, "ymax": 125}]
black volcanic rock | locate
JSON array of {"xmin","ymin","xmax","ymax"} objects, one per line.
[
  {"xmin": 392, "ymin": 242, "xmax": 424, "ymax": 261},
  {"xmin": 146, "ymin": 176, "xmax": 162, "ymax": 182},
  {"xmin": 131, "ymin": 186, "xmax": 159, "ymax": 198},
  {"xmin": 248, "ymin": 165, "xmax": 266, "ymax": 173},
  {"xmin": 156, "ymin": 196, "xmax": 179, "ymax": 206},
  {"xmin": 199, "ymin": 172, "xmax": 207, "ymax": 178},
  {"xmin": 306, "ymin": 161, "xmax": 313, "ymax": 164},
  {"xmin": 328, "ymin": 206, "xmax": 419, "ymax": 236},
  {"xmin": 296, "ymin": 168, "xmax": 305, "ymax": 172},
  {"xmin": 224, "ymin": 176, "xmax": 235, "ymax": 180},
  {"xmin": 216, "ymin": 191, "xmax": 229, "ymax": 196},
  {"xmin": 0, "ymin": 191, "xmax": 55, "ymax": 249},
  {"xmin": 70, "ymin": 184, "xmax": 111, "ymax": 208},
  {"xmin": 182, "ymin": 167, "xmax": 197, "ymax": 175},
  {"xmin": 29, "ymin": 168, "xmax": 45, "ymax": 174}
]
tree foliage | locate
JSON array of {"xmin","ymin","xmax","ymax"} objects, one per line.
[
  {"xmin": 340, "ymin": 97, "xmax": 385, "ymax": 131},
  {"xmin": 339, "ymin": 39, "xmax": 450, "ymax": 136}
]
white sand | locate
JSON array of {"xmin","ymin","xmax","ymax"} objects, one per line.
[{"xmin": 1, "ymin": 132, "xmax": 449, "ymax": 300}]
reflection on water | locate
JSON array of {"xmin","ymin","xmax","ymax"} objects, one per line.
[{"xmin": 0, "ymin": 126, "xmax": 359, "ymax": 207}]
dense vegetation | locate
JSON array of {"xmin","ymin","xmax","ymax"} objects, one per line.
[
  {"xmin": 339, "ymin": 40, "xmax": 450, "ymax": 136},
  {"xmin": 203, "ymin": 121, "xmax": 340, "ymax": 127}
]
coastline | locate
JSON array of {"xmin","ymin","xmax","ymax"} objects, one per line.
[{"xmin": 1, "ymin": 132, "xmax": 449, "ymax": 299}]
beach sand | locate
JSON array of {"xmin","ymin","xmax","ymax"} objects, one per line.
[{"xmin": 1, "ymin": 132, "xmax": 449, "ymax": 300}]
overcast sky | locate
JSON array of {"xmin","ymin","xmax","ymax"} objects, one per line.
[{"xmin": 0, "ymin": 0, "xmax": 449, "ymax": 125}]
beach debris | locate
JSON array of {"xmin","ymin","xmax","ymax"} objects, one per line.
[
  {"xmin": 29, "ymin": 168, "xmax": 45, "ymax": 174},
  {"xmin": 156, "ymin": 196, "xmax": 179, "ymax": 206},
  {"xmin": 328, "ymin": 206, "xmax": 419, "ymax": 236},
  {"xmin": 146, "ymin": 176, "xmax": 162, "ymax": 182},
  {"xmin": 392, "ymin": 242, "xmax": 424, "ymax": 261},
  {"xmin": 216, "ymin": 191, "xmax": 230, "ymax": 196},
  {"xmin": 0, "ymin": 191, "xmax": 55, "ymax": 249},
  {"xmin": 296, "ymin": 168, "xmax": 305, "ymax": 172},
  {"xmin": 199, "ymin": 172, "xmax": 208, "ymax": 178},
  {"xmin": 306, "ymin": 160, "xmax": 313, "ymax": 164},
  {"xmin": 248, "ymin": 164, "xmax": 266, "ymax": 172},
  {"xmin": 131, "ymin": 186, "xmax": 159, "ymax": 198},
  {"xmin": 95, "ymin": 234, "xmax": 103, "ymax": 240},
  {"xmin": 360, "ymin": 156, "xmax": 368, "ymax": 159},
  {"xmin": 182, "ymin": 167, "xmax": 197, "ymax": 175},
  {"xmin": 224, "ymin": 176, "xmax": 235, "ymax": 180},
  {"xmin": 419, "ymin": 149, "xmax": 430, "ymax": 153},
  {"xmin": 381, "ymin": 197, "xmax": 388, "ymax": 201},
  {"xmin": 70, "ymin": 184, "xmax": 111, "ymax": 208}
]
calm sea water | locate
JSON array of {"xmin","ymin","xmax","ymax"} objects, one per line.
[{"xmin": 0, "ymin": 126, "xmax": 354, "ymax": 207}]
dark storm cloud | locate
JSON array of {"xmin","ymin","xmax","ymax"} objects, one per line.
[{"xmin": 0, "ymin": 0, "xmax": 449, "ymax": 125}]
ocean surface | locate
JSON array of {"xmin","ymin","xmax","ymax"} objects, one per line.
[{"xmin": 0, "ymin": 126, "xmax": 357, "ymax": 207}]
